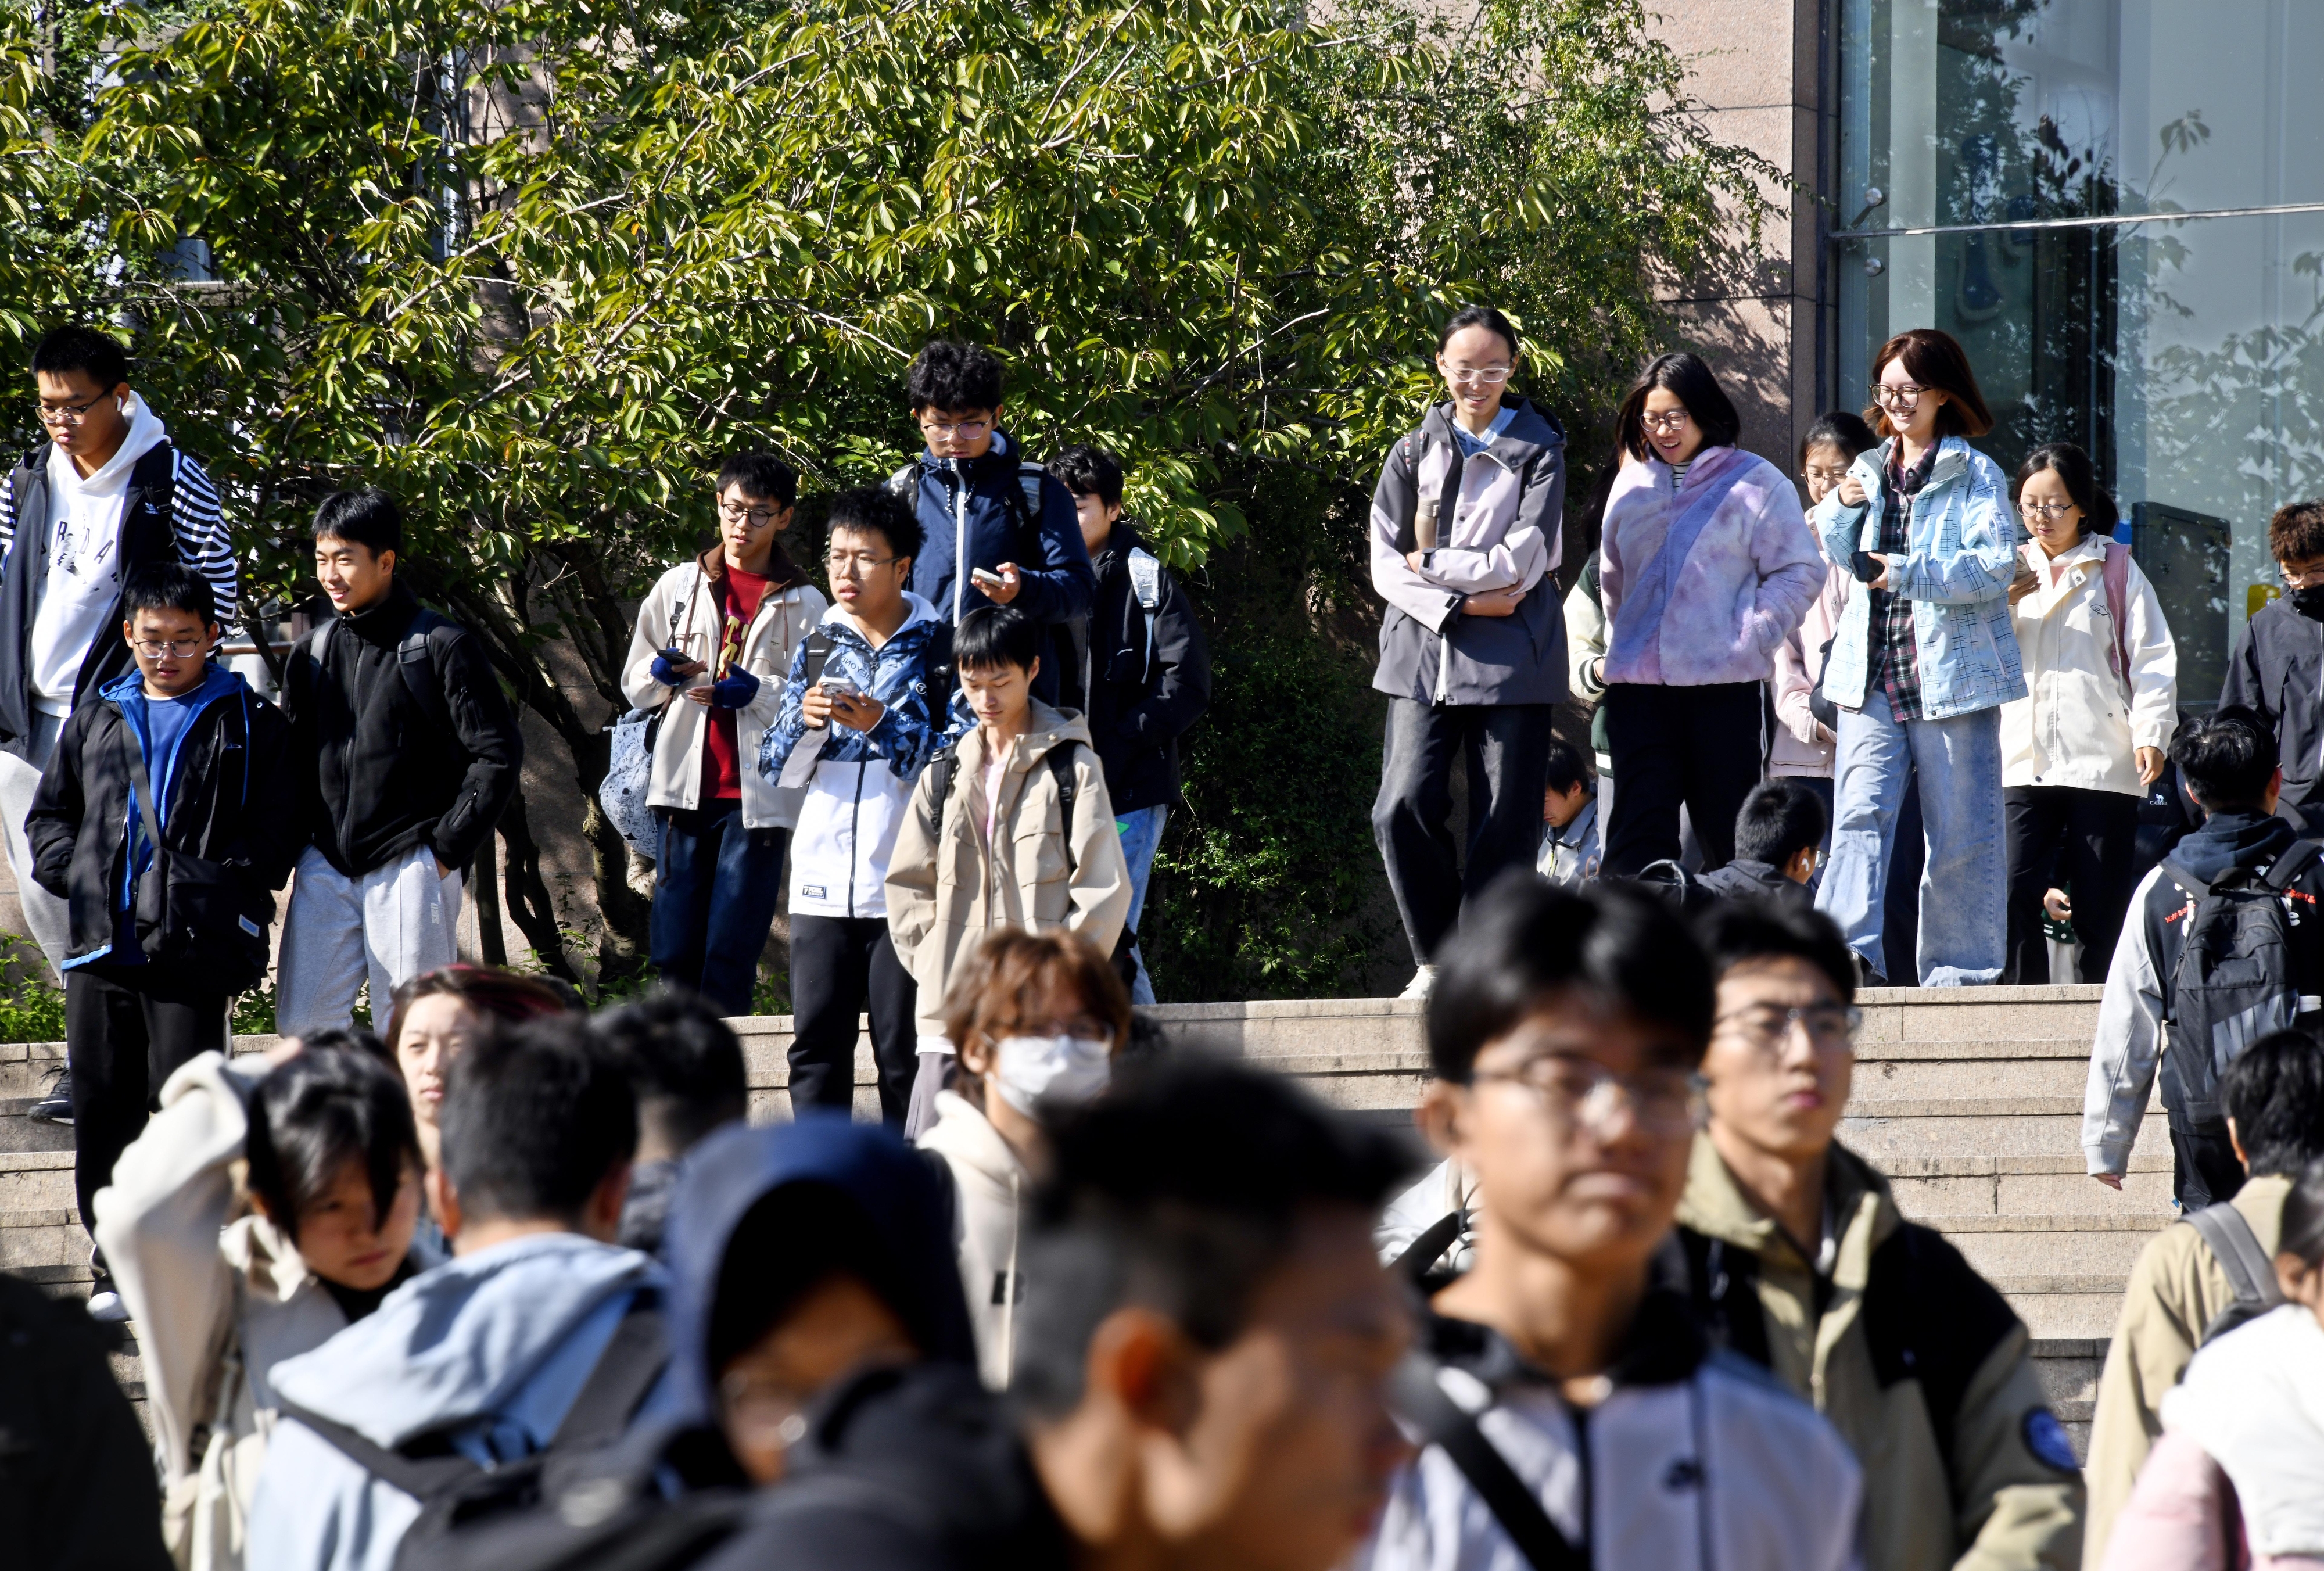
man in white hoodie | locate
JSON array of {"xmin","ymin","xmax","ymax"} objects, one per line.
[{"xmin": 0, "ymin": 325, "xmax": 238, "ymax": 1123}]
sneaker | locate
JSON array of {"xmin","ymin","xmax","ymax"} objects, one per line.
[
  {"xmin": 28, "ymin": 1068, "xmax": 72, "ymax": 1125},
  {"xmin": 86, "ymin": 1289, "xmax": 130, "ymax": 1323},
  {"xmin": 1398, "ymin": 965, "xmax": 1438, "ymax": 1002}
]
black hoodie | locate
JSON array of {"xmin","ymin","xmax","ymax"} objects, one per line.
[
  {"xmin": 2222, "ymin": 594, "xmax": 2324, "ymax": 824},
  {"xmin": 1064, "ymin": 521, "xmax": 1210, "ymax": 815}
]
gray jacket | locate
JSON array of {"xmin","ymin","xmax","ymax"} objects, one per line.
[{"xmin": 1369, "ymin": 399, "xmax": 1568, "ymax": 707}]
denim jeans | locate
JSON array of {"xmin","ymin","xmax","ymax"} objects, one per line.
[
  {"xmin": 1814, "ymin": 701, "xmax": 2006, "ymax": 985},
  {"xmin": 651, "ymin": 802, "xmax": 787, "ymax": 1017},
  {"xmin": 1116, "ymin": 804, "xmax": 1170, "ymax": 1005}
]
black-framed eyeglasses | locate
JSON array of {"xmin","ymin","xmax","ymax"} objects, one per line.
[
  {"xmin": 1871, "ymin": 383, "xmax": 1927, "ymax": 407},
  {"xmin": 2019, "ymin": 501, "xmax": 2076, "ymax": 521},
  {"xmin": 718, "ymin": 503, "xmax": 786, "ymax": 526}
]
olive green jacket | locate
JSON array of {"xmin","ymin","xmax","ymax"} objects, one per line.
[
  {"xmin": 1676, "ymin": 1136, "xmax": 2083, "ymax": 1571},
  {"xmin": 2081, "ymin": 1172, "xmax": 2290, "ymax": 1570}
]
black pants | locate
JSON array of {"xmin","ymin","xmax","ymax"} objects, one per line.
[
  {"xmin": 788, "ymin": 914, "xmax": 918, "ymax": 1123},
  {"xmin": 2170, "ymin": 1121, "xmax": 2244, "ymax": 1210},
  {"xmin": 2004, "ymin": 786, "xmax": 2140, "ymax": 985},
  {"xmin": 1601, "ymin": 681, "xmax": 1766, "ymax": 877},
  {"xmin": 1372, "ymin": 699, "xmax": 1556, "ymax": 964},
  {"xmin": 67, "ymin": 970, "xmax": 227, "ymax": 1233}
]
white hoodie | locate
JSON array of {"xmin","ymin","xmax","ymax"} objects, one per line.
[
  {"xmin": 914, "ymin": 1089, "xmax": 1031, "ymax": 1389},
  {"xmin": 32, "ymin": 393, "xmax": 171, "ymax": 715},
  {"xmin": 2161, "ymin": 1304, "xmax": 2324, "ymax": 1558}
]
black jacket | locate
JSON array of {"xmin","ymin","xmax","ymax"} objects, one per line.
[
  {"xmin": 698, "ymin": 1363, "xmax": 1071, "ymax": 1571},
  {"xmin": 1698, "ymin": 858, "xmax": 1813, "ymax": 906},
  {"xmin": 0, "ymin": 1272, "xmax": 173, "ymax": 1571},
  {"xmin": 283, "ymin": 583, "xmax": 522, "ymax": 877},
  {"xmin": 1064, "ymin": 522, "xmax": 1210, "ymax": 813},
  {"xmin": 25, "ymin": 666, "xmax": 302, "ymax": 985},
  {"xmin": 2222, "ymin": 596, "xmax": 2324, "ymax": 820}
]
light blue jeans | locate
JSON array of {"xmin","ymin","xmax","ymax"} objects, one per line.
[
  {"xmin": 1117, "ymin": 805, "xmax": 1170, "ymax": 1005},
  {"xmin": 1814, "ymin": 701, "xmax": 2006, "ymax": 986}
]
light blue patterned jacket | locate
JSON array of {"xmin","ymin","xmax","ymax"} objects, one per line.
[{"xmin": 1814, "ymin": 435, "xmax": 2026, "ymax": 720}]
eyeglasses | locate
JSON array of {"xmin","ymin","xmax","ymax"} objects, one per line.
[
  {"xmin": 1802, "ymin": 465, "xmax": 1850, "ymax": 485},
  {"xmin": 37, "ymin": 392, "xmax": 110, "ymax": 427},
  {"xmin": 2283, "ymin": 562, "xmax": 2324, "ymax": 589},
  {"xmin": 1639, "ymin": 410, "xmax": 1692, "ymax": 434},
  {"xmin": 826, "ymin": 550, "xmax": 899, "ymax": 575},
  {"xmin": 718, "ymin": 502, "xmax": 786, "ymax": 526},
  {"xmin": 1470, "ymin": 1053, "xmax": 1705, "ymax": 1136},
  {"xmin": 1713, "ymin": 1003, "xmax": 1862, "ymax": 1053},
  {"xmin": 919, "ymin": 418, "xmax": 991, "ymax": 440},
  {"xmin": 1871, "ymin": 383, "xmax": 1928, "ymax": 407},
  {"xmin": 2019, "ymin": 501, "xmax": 2078, "ymax": 521},
  {"xmin": 1444, "ymin": 365, "xmax": 1514, "ymax": 386},
  {"xmin": 129, "ymin": 639, "xmax": 206, "ymax": 658}
]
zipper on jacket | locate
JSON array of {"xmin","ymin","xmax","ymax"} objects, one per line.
[
  {"xmin": 847, "ymin": 760, "xmax": 866, "ymax": 916},
  {"xmin": 1571, "ymin": 1401, "xmax": 1593, "ymax": 1558},
  {"xmin": 953, "ymin": 463, "xmax": 970, "ymax": 625}
]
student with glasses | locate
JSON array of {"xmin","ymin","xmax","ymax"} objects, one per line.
[
  {"xmin": 619, "ymin": 451, "xmax": 826, "ymax": 1016},
  {"xmin": 1813, "ymin": 327, "xmax": 2022, "ymax": 986},
  {"xmin": 1674, "ymin": 901, "xmax": 2083, "ymax": 1571},
  {"xmin": 1998, "ymin": 443, "xmax": 2177, "ymax": 984}
]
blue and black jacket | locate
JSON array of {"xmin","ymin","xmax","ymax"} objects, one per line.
[{"xmin": 24, "ymin": 665, "xmax": 303, "ymax": 984}]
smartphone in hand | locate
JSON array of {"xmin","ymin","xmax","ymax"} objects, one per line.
[{"xmin": 970, "ymin": 566, "xmax": 1006, "ymax": 591}]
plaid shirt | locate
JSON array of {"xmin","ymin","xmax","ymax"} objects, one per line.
[{"xmin": 1869, "ymin": 444, "xmax": 1939, "ymax": 722}]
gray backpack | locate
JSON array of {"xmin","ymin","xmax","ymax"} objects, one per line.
[{"xmin": 2186, "ymin": 1201, "xmax": 2287, "ymax": 1345}]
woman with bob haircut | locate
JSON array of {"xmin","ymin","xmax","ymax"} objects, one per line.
[
  {"xmin": 2000, "ymin": 442, "xmax": 2177, "ymax": 982},
  {"xmin": 1812, "ymin": 327, "xmax": 2025, "ymax": 987},
  {"xmin": 913, "ymin": 927, "xmax": 1132, "ymax": 1388},
  {"xmin": 92, "ymin": 1045, "xmax": 438, "ymax": 1569},
  {"xmin": 1594, "ymin": 351, "xmax": 1824, "ymax": 875}
]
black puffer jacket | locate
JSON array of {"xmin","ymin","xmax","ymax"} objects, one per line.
[
  {"xmin": 282, "ymin": 582, "xmax": 522, "ymax": 877},
  {"xmin": 1067, "ymin": 521, "xmax": 1210, "ymax": 814}
]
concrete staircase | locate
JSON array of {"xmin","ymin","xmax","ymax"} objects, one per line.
[{"xmin": 1, "ymin": 984, "xmax": 2140, "ymax": 1453}]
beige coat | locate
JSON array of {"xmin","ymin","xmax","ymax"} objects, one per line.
[
  {"xmin": 884, "ymin": 699, "xmax": 1131, "ymax": 1041},
  {"xmin": 619, "ymin": 550, "xmax": 827, "ymax": 831},
  {"xmin": 91, "ymin": 1052, "xmax": 444, "ymax": 1570},
  {"xmin": 1678, "ymin": 1137, "xmax": 2083, "ymax": 1571},
  {"xmin": 2083, "ymin": 1172, "xmax": 2292, "ymax": 1570},
  {"xmin": 914, "ymin": 1089, "xmax": 1032, "ymax": 1389},
  {"xmin": 2002, "ymin": 535, "xmax": 2176, "ymax": 795}
]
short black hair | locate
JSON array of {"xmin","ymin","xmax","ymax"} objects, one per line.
[
  {"xmin": 716, "ymin": 451, "xmax": 798, "ymax": 509},
  {"xmin": 1049, "ymin": 444, "xmax": 1124, "ymax": 510},
  {"xmin": 1012, "ymin": 1056, "xmax": 1408, "ymax": 1415},
  {"xmin": 1696, "ymin": 900, "xmax": 1856, "ymax": 1005},
  {"xmin": 2270, "ymin": 501, "xmax": 2324, "ymax": 564},
  {"xmin": 1799, "ymin": 410, "xmax": 1878, "ymax": 469},
  {"xmin": 906, "ymin": 340, "xmax": 1003, "ymax": 414},
  {"xmin": 2222, "ymin": 1030, "xmax": 2324, "ymax": 1179},
  {"xmin": 1733, "ymin": 779, "xmax": 1827, "ymax": 867},
  {"xmin": 1428, "ymin": 876, "xmax": 1716, "ymax": 1082},
  {"xmin": 2017, "ymin": 442, "xmax": 2119, "ymax": 539},
  {"xmin": 956, "ymin": 604, "xmax": 1040, "ymax": 673},
  {"xmin": 295, "ymin": 1025, "xmax": 393, "ymax": 1070},
  {"xmin": 2172, "ymin": 706, "xmax": 2278, "ymax": 811},
  {"xmin": 1543, "ymin": 736, "xmax": 1590, "ymax": 796},
  {"xmin": 313, "ymin": 487, "xmax": 404, "ymax": 558},
  {"xmin": 1438, "ymin": 304, "xmax": 1521, "ymax": 361},
  {"xmin": 594, "ymin": 991, "xmax": 748, "ymax": 1154},
  {"xmin": 1615, "ymin": 351, "xmax": 1742, "ymax": 461},
  {"xmin": 246, "ymin": 1047, "xmax": 422, "ymax": 1246},
  {"xmin": 31, "ymin": 324, "xmax": 128, "ymax": 391},
  {"xmin": 824, "ymin": 485, "xmax": 923, "ymax": 565},
  {"xmin": 439, "ymin": 1014, "xmax": 638, "ymax": 1226},
  {"xmin": 123, "ymin": 563, "xmax": 217, "ymax": 630}
]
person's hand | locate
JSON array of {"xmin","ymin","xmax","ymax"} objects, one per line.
[
  {"xmin": 985, "ymin": 562, "xmax": 1023, "ymax": 605},
  {"xmin": 1463, "ymin": 586, "xmax": 1525, "ymax": 618},
  {"xmin": 1405, "ymin": 550, "xmax": 1428, "ymax": 574},
  {"xmin": 826, "ymin": 691, "xmax": 887, "ymax": 734},
  {"xmin": 800, "ymin": 686, "xmax": 834, "ymax": 730},
  {"xmin": 1814, "ymin": 722, "xmax": 1837, "ymax": 744},
  {"xmin": 651, "ymin": 654, "xmax": 706, "ymax": 686},
  {"xmin": 2007, "ymin": 561, "xmax": 2040, "ymax": 605},
  {"xmin": 2093, "ymin": 1172, "xmax": 2124, "ymax": 1191},
  {"xmin": 684, "ymin": 686, "xmax": 714, "ymax": 706},
  {"xmin": 433, "ymin": 853, "xmax": 454, "ymax": 881},
  {"xmin": 2136, "ymin": 745, "xmax": 2165, "ymax": 787},
  {"xmin": 264, "ymin": 1039, "xmax": 304, "ymax": 1068},
  {"xmin": 1868, "ymin": 553, "xmax": 1895, "ymax": 592},
  {"xmin": 2043, "ymin": 888, "xmax": 2073, "ymax": 923},
  {"xmin": 1836, "ymin": 475, "xmax": 1867, "ymax": 508},
  {"xmin": 1591, "ymin": 655, "xmax": 1607, "ymax": 686}
]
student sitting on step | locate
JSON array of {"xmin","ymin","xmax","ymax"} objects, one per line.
[
  {"xmin": 1696, "ymin": 777, "xmax": 1827, "ymax": 906},
  {"xmin": 2083, "ymin": 1030, "xmax": 2324, "ymax": 1569},
  {"xmin": 1673, "ymin": 899, "xmax": 2083, "ymax": 1571}
]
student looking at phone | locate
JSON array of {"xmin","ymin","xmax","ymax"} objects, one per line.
[
  {"xmin": 621, "ymin": 451, "xmax": 826, "ymax": 1016},
  {"xmin": 759, "ymin": 486, "xmax": 962, "ymax": 1122}
]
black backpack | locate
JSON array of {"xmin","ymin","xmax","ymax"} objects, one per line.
[
  {"xmin": 2156, "ymin": 841, "xmax": 2324, "ymax": 1127},
  {"xmin": 273, "ymin": 1298, "xmax": 669, "ymax": 1570},
  {"xmin": 1624, "ymin": 858, "xmax": 1722, "ymax": 917},
  {"xmin": 2186, "ymin": 1200, "xmax": 2289, "ymax": 1346}
]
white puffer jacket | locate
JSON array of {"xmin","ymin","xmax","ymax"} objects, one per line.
[{"xmin": 2000, "ymin": 535, "xmax": 2176, "ymax": 795}]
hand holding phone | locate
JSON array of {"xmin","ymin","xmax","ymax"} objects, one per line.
[{"xmin": 970, "ymin": 566, "xmax": 1006, "ymax": 591}]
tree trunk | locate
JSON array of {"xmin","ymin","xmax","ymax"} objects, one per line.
[
  {"xmin": 472, "ymin": 833, "xmax": 508, "ymax": 966},
  {"xmin": 494, "ymin": 783, "xmax": 578, "ymax": 981}
]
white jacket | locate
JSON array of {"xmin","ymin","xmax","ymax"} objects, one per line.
[
  {"xmin": 90, "ymin": 1052, "xmax": 444, "ymax": 1571},
  {"xmin": 2002, "ymin": 536, "xmax": 2176, "ymax": 795},
  {"xmin": 914, "ymin": 1089, "xmax": 1031, "ymax": 1389},
  {"xmin": 2161, "ymin": 1305, "xmax": 2324, "ymax": 1558},
  {"xmin": 619, "ymin": 553, "xmax": 826, "ymax": 831},
  {"xmin": 1771, "ymin": 563, "xmax": 1848, "ymax": 779}
]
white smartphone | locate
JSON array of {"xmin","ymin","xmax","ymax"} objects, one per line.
[
  {"xmin": 819, "ymin": 675, "xmax": 862, "ymax": 699},
  {"xmin": 970, "ymin": 566, "xmax": 1006, "ymax": 591}
]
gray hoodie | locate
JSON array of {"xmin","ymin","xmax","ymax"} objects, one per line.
[{"xmin": 246, "ymin": 1232, "xmax": 664, "ymax": 1571}]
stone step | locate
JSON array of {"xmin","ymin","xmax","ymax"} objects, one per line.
[
  {"xmin": 1838, "ymin": 1101, "xmax": 2167, "ymax": 1163},
  {"xmin": 1885, "ymin": 1153, "xmax": 2176, "ymax": 1218},
  {"xmin": 1927, "ymin": 1213, "xmax": 2165, "ymax": 1279},
  {"xmin": 0, "ymin": 1149, "xmax": 74, "ymax": 1209}
]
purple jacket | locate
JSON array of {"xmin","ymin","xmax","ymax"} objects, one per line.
[{"xmin": 1600, "ymin": 446, "xmax": 1823, "ymax": 687}]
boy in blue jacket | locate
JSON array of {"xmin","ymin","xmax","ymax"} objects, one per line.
[
  {"xmin": 26, "ymin": 563, "xmax": 300, "ymax": 1318},
  {"xmin": 760, "ymin": 486, "xmax": 960, "ymax": 1122}
]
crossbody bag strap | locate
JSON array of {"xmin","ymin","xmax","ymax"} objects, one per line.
[
  {"xmin": 1386, "ymin": 1354, "xmax": 1587, "ymax": 1571},
  {"xmin": 2187, "ymin": 1203, "xmax": 2286, "ymax": 1314},
  {"xmin": 121, "ymin": 715, "xmax": 168, "ymax": 870}
]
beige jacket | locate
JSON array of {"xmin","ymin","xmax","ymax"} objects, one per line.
[
  {"xmin": 619, "ymin": 550, "xmax": 827, "ymax": 831},
  {"xmin": 91, "ymin": 1052, "xmax": 444, "ymax": 1571},
  {"xmin": 884, "ymin": 700, "xmax": 1131, "ymax": 1041},
  {"xmin": 1677, "ymin": 1137, "xmax": 2083, "ymax": 1571},
  {"xmin": 2001, "ymin": 536, "xmax": 2176, "ymax": 795},
  {"xmin": 914, "ymin": 1089, "xmax": 1031, "ymax": 1389},
  {"xmin": 2083, "ymin": 1172, "xmax": 2291, "ymax": 1570}
]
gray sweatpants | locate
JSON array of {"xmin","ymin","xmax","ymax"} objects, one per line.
[
  {"xmin": 0, "ymin": 712, "xmax": 71, "ymax": 981},
  {"xmin": 277, "ymin": 844, "xmax": 464, "ymax": 1036}
]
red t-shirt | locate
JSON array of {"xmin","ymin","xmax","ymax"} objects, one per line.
[{"xmin": 701, "ymin": 566, "xmax": 771, "ymax": 801}]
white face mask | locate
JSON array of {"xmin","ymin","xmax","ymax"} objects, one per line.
[{"xmin": 992, "ymin": 1034, "xmax": 1113, "ymax": 1116}]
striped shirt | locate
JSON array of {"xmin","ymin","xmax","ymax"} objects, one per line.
[{"xmin": 0, "ymin": 443, "xmax": 239, "ymax": 626}]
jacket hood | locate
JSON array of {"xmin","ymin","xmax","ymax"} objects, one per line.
[
  {"xmin": 97, "ymin": 661, "xmax": 249, "ymax": 709},
  {"xmin": 266, "ymin": 1231, "xmax": 662, "ymax": 1447},
  {"xmin": 916, "ymin": 429, "xmax": 1023, "ymax": 478},
  {"xmin": 813, "ymin": 589, "xmax": 943, "ymax": 644},
  {"xmin": 1013, "ymin": 697, "xmax": 1093, "ymax": 756},
  {"xmin": 659, "ymin": 1114, "xmax": 974, "ymax": 1428},
  {"xmin": 46, "ymin": 392, "xmax": 170, "ymax": 500},
  {"xmin": 917, "ymin": 1091, "xmax": 1027, "ymax": 1186},
  {"xmin": 695, "ymin": 539, "xmax": 810, "ymax": 595},
  {"xmin": 1419, "ymin": 395, "xmax": 1565, "ymax": 468},
  {"xmin": 1678, "ymin": 1135, "xmax": 1899, "ymax": 1265},
  {"xmin": 2168, "ymin": 809, "xmax": 2297, "ymax": 887}
]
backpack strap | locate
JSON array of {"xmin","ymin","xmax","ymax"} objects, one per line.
[
  {"xmin": 1047, "ymin": 743, "xmax": 1081, "ymax": 878},
  {"xmin": 2186, "ymin": 1201, "xmax": 2285, "ymax": 1346},
  {"xmin": 799, "ymin": 630, "xmax": 835, "ymax": 693},
  {"xmin": 1390, "ymin": 1210, "xmax": 1468, "ymax": 1286},
  {"xmin": 1385, "ymin": 1353, "xmax": 1588, "ymax": 1571},
  {"xmin": 271, "ymin": 1396, "xmax": 483, "ymax": 1502},
  {"xmin": 546, "ymin": 1301, "xmax": 668, "ymax": 1449},
  {"xmin": 1012, "ymin": 462, "xmax": 1048, "ymax": 568},
  {"xmin": 2261, "ymin": 840, "xmax": 2323, "ymax": 894},
  {"xmin": 1126, "ymin": 546, "xmax": 1163, "ymax": 676},
  {"xmin": 926, "ymin": 744, "xmax": 962, "ymax": 837},
  {"xmin": 2160, "ymin": 858, "xmax": 2212, "ymax": 901},
  {"xmin": 128, "ymin": 443, "xmax": 178, "ymax": 543},
  {"xmin": 397, "ymin": 609, "xmax": 458, "ymax": 743}
]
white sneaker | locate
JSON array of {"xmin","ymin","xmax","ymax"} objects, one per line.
[
  {"xmin": 87, "ymin": 1289, "xmax": 130, "ymax": 1323},
  {"xmin": 1398, "ymin": 965, "xmax": 1438, "ymax": 1002}
]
